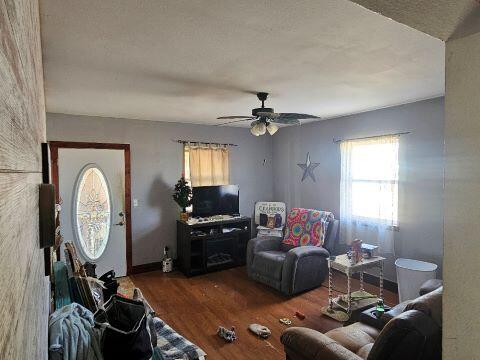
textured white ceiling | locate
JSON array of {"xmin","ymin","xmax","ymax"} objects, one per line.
[
  {"xmin": 40, "ymin": 0, "xmax": 445, "ymax": 126},
  {"xmin": 349, "ymin": 0, "xmax": 479, "ymax": 41}
]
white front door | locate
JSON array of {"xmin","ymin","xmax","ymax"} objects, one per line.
[{"xmin": 58, "ymin": 148, "xmax": 127, "ymax": 276}]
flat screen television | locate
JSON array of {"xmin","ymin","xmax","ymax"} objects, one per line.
[{"xmin": 192, "ymin": 185, "xmax": 239, "ymax": 217}]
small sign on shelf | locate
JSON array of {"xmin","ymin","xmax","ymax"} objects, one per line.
[{"xmin": 255, "ymin": 201, "xmax": 286, "ymax": 238}]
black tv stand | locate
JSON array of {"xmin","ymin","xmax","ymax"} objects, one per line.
[{"xmin": 176, "ymin": 216, "xmax": 252, "ymax": 276}]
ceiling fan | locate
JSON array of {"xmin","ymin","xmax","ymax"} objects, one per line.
[{"xmin": 216, "ymin": 92, "xmax": 320, "ymax": 136}]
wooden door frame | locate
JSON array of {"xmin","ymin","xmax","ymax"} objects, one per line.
[{"xmin": 49, "ymin": 141, "xmax": 133, "ymax": 275}]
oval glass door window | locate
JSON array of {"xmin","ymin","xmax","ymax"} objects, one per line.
[{"xmin": 73, "ymin": 165, "xmax": 112, "ymax": 260}]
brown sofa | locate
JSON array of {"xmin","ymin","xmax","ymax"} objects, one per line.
[{"xmin": 281, "ymin": 285, "xmax": 442, "ymax": 360}]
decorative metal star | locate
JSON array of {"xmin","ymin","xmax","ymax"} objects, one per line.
[{"xmin": 297, "ymin": 152, "xmax": 320, "ymax": 182}]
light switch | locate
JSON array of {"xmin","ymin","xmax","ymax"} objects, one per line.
[{"xmin": 133, "ymin": 199, "xmax": 139, "ymax": 207}]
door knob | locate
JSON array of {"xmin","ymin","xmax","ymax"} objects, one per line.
[{"xmin": 114, "ymin": 211, "xmax": 125, "ymax": 226}]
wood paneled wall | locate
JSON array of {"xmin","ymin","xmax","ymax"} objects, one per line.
[{"xmin": 0, "ymin": 0, "xmax": 49, "ymax": 359}]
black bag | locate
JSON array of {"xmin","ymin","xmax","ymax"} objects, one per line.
[
  {"xmin": 99, "ymin": 270, "xmax": 119, "ymax": 301},
  {"xmin": 94, "ymin": 295, "xmax": 153, "ymax": 360},
  {"xmin": 84, "ymin": 262, "xmax": 97, "ymax": 277}
]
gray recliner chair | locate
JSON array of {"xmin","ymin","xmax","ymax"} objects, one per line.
[{"xmin": 247, "ymin": 217, "xmax": 339, "ymax": 296}]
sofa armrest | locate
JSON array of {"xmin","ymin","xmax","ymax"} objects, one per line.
[
  {"xmin": 419, "ymin": 279, "xmax": 443, "ymax": 296},
  {"xmin": 249, "ymin": 236, "xmax": 282, "ymax": 253},
  {"xmin": 286, "ymin": 245, "xmax": 330, "ymax": 260},
  {"xmin": 282, "ymin": 246, "xmax": 330, "ymax": 294},
  {"xmin": 380, "ymin": 300, "xmax": 411, "ymax": 325},
  {"xmin": 368, "ymin": 310, "xmax": 442, "ymax": 360},
  {"xmin": 246, "ymin": 236, "xmax": 282, "ymax": 271},
  {"xmin": 281, "ymin": 327, "xmax": 362, "ymax": 360}
]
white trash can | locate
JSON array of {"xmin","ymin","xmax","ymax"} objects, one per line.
[{"xmin": 395, "ymin": 258, "xmax": 437, "ymax": 302}]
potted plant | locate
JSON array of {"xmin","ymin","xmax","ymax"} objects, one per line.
[{"xmin": 172, "ymin": 176, "xmax": 192, "ymax": 221}]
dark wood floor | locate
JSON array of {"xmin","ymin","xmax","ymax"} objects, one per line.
[{"xmin": 131, "ymin": 267, "xmax": 398, "ymax": 360}]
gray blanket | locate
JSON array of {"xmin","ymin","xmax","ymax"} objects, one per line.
[{"xmin": 49, "ymin": 303, "xmax": 103, "ymax": 360}]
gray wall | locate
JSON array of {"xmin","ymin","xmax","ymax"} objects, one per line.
[
  {"xmin": 47, "ymin": 113, "xmax": 273, "ymax": 266},
  {"xmin": 272, "ymin": 97, "xmax": 445, "ymax": 281},
  {"xmin": 48, "ymin": 97, "xmax": 444, "ymax": 280}
]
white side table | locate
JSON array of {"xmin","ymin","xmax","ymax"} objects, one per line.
[{"xmin": 328, "ymin": 254, "xmax": 386, "ymax": 313}]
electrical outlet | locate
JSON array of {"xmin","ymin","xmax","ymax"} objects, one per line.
[{"xmin": 133, "ymin": 199, "xmax": 139, "ymax": 207}]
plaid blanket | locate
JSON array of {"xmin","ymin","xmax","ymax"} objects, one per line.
[{"xmin": 152, "ymin": 317, "xmax": 206, "ymax": 360}]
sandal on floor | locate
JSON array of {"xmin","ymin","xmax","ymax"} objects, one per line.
[{"xmin": 248, "ymin": 324, "xmax": 271, "ymax": 338}]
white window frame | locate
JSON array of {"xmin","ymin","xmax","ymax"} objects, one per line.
[{"xmin": 73, "ymin": 163, "xmax": 113, "ymax": 261}]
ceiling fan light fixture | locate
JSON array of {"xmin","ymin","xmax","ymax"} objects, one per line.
[
  {"xmin": 256, "ymin": 122, "xmax": 266, "ymax": 135},
  {"xmin": 250, "ymin": 126, "xmax": 260, "ymax": 136},
  {"xmin": 266, "ymin": 123, "xmax": 279, "ymax": 135}
]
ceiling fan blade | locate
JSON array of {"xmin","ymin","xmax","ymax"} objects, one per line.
[
  {"xmin": 216, "ymin": 116, "xmax": 254, "ymax": 120},
  {"xmin": 270, "ymin": 118, "xmax": 301, "ymax": 125},
  {"xmin": 215, "ymin": 118, "xmax": 254, "ymax": 126},
  {"xmin": 270, "ymin": 113, "xmax": 320, "ymax": 124},
  {"xmin": 277, "ymin": 113, "xmax": 321, "ymax": 120},
  {"xmin": 256, "ymin": 112, "xmax": 280, "ymax": 119}
]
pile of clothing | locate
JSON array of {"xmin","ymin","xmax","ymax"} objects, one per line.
[
  {"xmin": 48, "ymin": 289, "xmax": 206, "ymax": 360},
  {"xmin": 49, "ymin": 303, "xmax": 102, "ymax": 360}
]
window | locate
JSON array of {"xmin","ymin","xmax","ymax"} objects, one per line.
[
  {"xmin": 183, "ymin": 143, "xmax": 230, "ymax": 187},
  {"xmin": 73, "ymin": 165, "xmax": 111, "ymax": 260},
  {"xmin": 341, "ymin": 135, "xmax": 400, "ymax": 225},
  {"xmin": 340, "ymin": 135, "xmax": 399, "ymax": 252}
]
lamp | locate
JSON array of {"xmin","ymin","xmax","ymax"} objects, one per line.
[
  {"xmin": 250, "ymin": 121, "xmax": 266, "ymax": 136},
  {"xmin": 256, "ymin": 122, "xmax": 266, "ymax": 135},
  {"xmin": 266, "ymin": 123, "xmax": 279, "ymax": 135}
]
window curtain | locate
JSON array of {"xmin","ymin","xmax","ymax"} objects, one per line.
[
  {"xmin": 339, "ymin": 135, "xmax": 399, "ymax": 254},
  {"xmin": 185, "ymin": 143, "xmax": 230, "ymax": 187}
]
